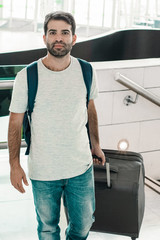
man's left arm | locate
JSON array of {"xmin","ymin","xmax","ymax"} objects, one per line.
[{"xmin": 88, "ymin": 99, "xmax": 105, "ymax": 165}]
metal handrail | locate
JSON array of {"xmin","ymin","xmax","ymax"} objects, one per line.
[
  {"xmin": 0, "ymin": 141, "xmax": 27, "ymax": 150},
  {"xmin": 0, "ymin": 80, "xmax": 14, "ymax": 90},
  {"xmin": 115, "ymin": 72, "xmax": 160, "ymax": 107}
]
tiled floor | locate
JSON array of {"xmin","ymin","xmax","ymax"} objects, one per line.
[{"xmin": 0, "ymin": 148, "xmax": 160, "ymax": 240}]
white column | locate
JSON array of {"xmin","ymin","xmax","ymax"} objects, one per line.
[
  {"xmin": 0, "ymin": 0, "xmax": 3, "ymax": 19},
  {"xmin": 102, "ymin": 0, "xmax": 106, "ymax": 28},
  {"xmin": 63, "ymin": 0, "xmax": 69, "ymax": 11},
  {"xmin": 155, "ymin": 0, "xmax": 159, "ymax": 17},
  {"xmin": 112, "ymin": 0, "xmax": 116, "ymax": 29},
  {"xmin": 145, "ymin": 0, "xmax": 150, "ymax": 25},
  {"xmin": 70, "ymin": 0, "xmax": 75, "ymax": 15},
  {"xmin": 9, "ymin": 0, "xmax": 13, "ymax": 28},
  {"xmin": 86, "ymin": 0, "xmax": 90, "ymax": 37},
  {"xmin": 25, "ymin": 0, "xmax": 28, "ymax": 20},
  {"xmin": 129, "ymin": 0, "xmax": 134, "ymax": 27},
  {"xmin": 34, "ymin": 0, "xmax": 39, "ymax": 32},
  {"xmin": 116, "ymin": 0, "xmax": 121, "ymax": 28},
  {"xmin": 123, "ymin": 0, "xmax": 128, "ymax": 27}
]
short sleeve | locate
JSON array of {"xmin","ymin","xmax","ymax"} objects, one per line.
[
  {"xmin": 9, "ymin": 68, "xmax": 28, "ymax": 113},
  {"xmin": 89, "ymin": 67, "xmax": 99, "ymax": 100}
]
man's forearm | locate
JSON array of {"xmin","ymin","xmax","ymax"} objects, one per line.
[
  {"xmin": 88, "ymin": 100, "xmax": 100, "ymax": 148},
  {"xmin": 8, "ymin": 124, "xmax": 21, "ymax": 167},
  {"xmin": 88, "ymin": 100, "xmax": 105, "ymax": 165},
  {"xmin": 8, "ymin": 112, "xmax": 28, "ymax": 193},
  {"xmin": 8, "ymin": 113, "xmax": 24, "ymax": 167}
]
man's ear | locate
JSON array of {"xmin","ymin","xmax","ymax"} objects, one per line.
[
  {"xmin": 72, "ymin": 34, "xmax": 77, "ymax": 46},
  {"xmin": 43, "ymin": 34, "xmax": 46, "ymax": 46}
]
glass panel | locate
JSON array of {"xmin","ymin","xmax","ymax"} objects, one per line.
[
  {"xmin": 0, "ymin": 65, "xmax": 26, "ymax": 143},
  {"xmin": 0, "ymin": 89, "xmax": 12, "ymax": 116},
  {"xmin": 0, "ymin": 66, "xmax": 26, "ymax": 80},
  {"xmin": 0, "ymin": 65, "xmax": 25, "ymax": 117}
]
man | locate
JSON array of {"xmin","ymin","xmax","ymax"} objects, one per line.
[{"xmin": 8, "ymin": 11, "xmax": 105, "ymax": 240}]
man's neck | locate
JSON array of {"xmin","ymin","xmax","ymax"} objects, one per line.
[{"xmin": 42, "ymin": 53, "xmax": 71, "ymax": 72}]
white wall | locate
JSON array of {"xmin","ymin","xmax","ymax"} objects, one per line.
[{"xmin": 92, "ymin": 58, "xmax": 160, "ymax": 180}]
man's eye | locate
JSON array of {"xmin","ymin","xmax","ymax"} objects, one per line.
[
  {"xmin": 50, "ymin": 31, "xmax": 56, "ymax": 35},
  {"xmin": 63, "ymin": 31, "xmax": 69, "ymax": 35}
]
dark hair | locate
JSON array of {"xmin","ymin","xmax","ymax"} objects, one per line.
[{"xmin": 44, "ymin": 11, "xmax": 76, "ymax": 35}]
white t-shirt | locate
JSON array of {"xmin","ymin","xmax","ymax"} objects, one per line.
[{"xmin": 9, "ymin": 57, "xmax": 98, "ymax": 180}]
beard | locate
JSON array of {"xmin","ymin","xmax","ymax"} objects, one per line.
[{"xmin": 46, "ymin": 41, "xmax": 73, "ymax": 58}]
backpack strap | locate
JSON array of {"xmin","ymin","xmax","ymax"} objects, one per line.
[
  {"xmin": 77, "ymin": 58, "xmax": 93, "ymax": 148},
  {"xmin": 24, "ymin": 61, "xmax": 38, "ymax": 155},
  {"xmin": 27, "ymin": 61, "xmax": 38, "ymax": 115},
  {"xmin": 77, "ymin": 58, "xmax": 93, "ymax": 106}
]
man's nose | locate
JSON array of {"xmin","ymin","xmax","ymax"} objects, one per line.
[{"xmin": 55, "ymin": 34, "xmax": 63, "ymax": 42}]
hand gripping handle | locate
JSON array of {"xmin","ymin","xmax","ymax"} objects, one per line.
[{"xmin": 93, "ymin": 155, "xmax": 111, "ymax": 188}]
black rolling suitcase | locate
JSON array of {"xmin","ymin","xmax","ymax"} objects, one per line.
[{"xmin": 91, "ymin": 149, "xmax": 145, "ymax": 240}]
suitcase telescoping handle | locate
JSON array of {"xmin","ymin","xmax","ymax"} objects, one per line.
[
  {"xmin": 92, "ymin": 155, "xmax": 111, "ymax": 188},
  {"xmin": 106, "ymin": 156, "xmax": 111, "ymax": 188}
]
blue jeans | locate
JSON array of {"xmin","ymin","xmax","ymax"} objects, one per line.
[{"xmin": 31, "ymin": 166, "xmax": 95, "ymax": 240}]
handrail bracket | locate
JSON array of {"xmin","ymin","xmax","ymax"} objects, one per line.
[{"xmin": 124, "ymin": 94, "xmax": 139, "ymax": 106}]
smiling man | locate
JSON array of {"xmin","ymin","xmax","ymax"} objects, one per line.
[{"xmin": 8, "ymin": 11, "xmax": 105, "ymax": 240}]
